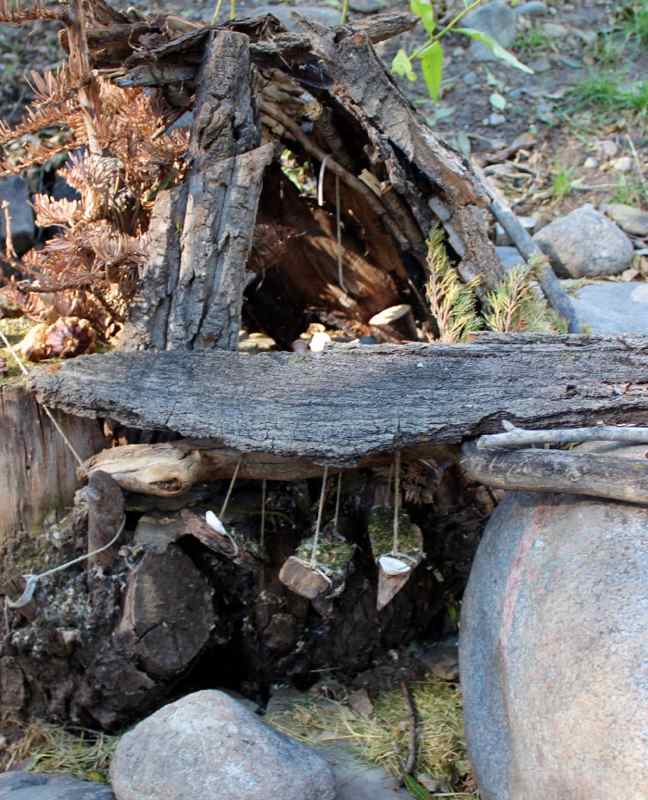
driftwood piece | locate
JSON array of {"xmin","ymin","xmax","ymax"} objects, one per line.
[
  {"xmin": 31, "ymin": 335, "xmax": 648, "ymax": 465},
  {"xmin": 461, "ymin": 441, "xmax": 648, "ymax": 505},
  {"xmin": 477, "ymin": 424, "xmax": 648, "ymax": 450},
  {"xmin": 120, "ymin": 31, "xmax": 273, "ymax": 351},
  {"xmin": 81, "ymin": 440, "xmax": 343, "ymax": 494}
]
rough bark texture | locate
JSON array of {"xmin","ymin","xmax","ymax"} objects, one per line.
[
  {"xmin": 461, "ymin": 442, "xmax": 648, "ymax": 505},
  {"xmin": 0, "ymin": 384, "xmax": 107, "ymax": 590},
  {"xmin": 120, "ymin": 31, "xmax": 273, "ymax": 352},
  {"xmin": 30, "ymin": 335, "xmax": 648, "ymax": 465}
]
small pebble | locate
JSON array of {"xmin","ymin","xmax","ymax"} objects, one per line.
[
  {"xmin": 584, "ymin": 157, "xmax": 599, "ymax": 169},
  {"xmin": 599, "ymin": 140, "xmax": 618, "ymax": 158},
  {"xmin": 611, "ymin": 156, "xmax": 632, "ymax": 173}
]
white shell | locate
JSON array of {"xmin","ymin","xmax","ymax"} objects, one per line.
[
  {"xmin": 205, "ymin": 510, "xmax": 227, "ymax": 536},
  {"xmin": 309, "ymin": 332, "xmax": 331, "ymax": 352},
  {"xmin": 378, "ymin": 555, "xmax": 411, "ymax": 576}
]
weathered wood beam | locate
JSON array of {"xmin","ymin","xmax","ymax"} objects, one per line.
[
  {"xmin": 461, "ymin": 441, "xmax": 648, "ymax": 505},
  {"xmin": 30, "ymin": 336, "xmax": 648, "ymax": 465}
]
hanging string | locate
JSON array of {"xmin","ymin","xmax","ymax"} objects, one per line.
[
  {"xmin": 219, "ymin": 457, "xmax": 242, "ymax": 519},
  {"xmin": 393, "ymin": 450, "xmax": 401, "ymax": 555},
  {"xmin": 260, "ymin": 478, "xmax": 267, "ymax": 550},
  {"xmin": 333, "ymin": 471, "xmax": 342, "ymax": 534},
  {"xmin": 335, "ymin": 174, "xmax": 346, "ymax": 293},
  {"xmin": 7, "ymin": 516, "xmax": 126, "ymax": 609},
  {"xmin": 0, "ymin": 329, "xmax": 86, "ymax": 470},
  {"xmin": 310, "ymin": 466, "xmax": 329, "ymax": 568}
]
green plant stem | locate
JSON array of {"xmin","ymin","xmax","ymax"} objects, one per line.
[
  {"xmin": 410, "ymin": 0, "xmax": 483, "ymax": 60},
  {"xmin": 340, "ymin": 0, "xmax": 349, "ymax": 25},
  {"xmin": 211, "ymin": 0, "xmax": 224, "ymax": 24},
  {"xmin": 230, "ymin": 0, "xmax": 236, "ymax": 20}
]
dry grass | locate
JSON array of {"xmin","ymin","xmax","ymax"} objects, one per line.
[
  {"xmin": 267, "ymin": 678, "xmax": 476, "ymax": 797},
  {"xmin": 2, "ymin": 720, "xmax": 117, "ymax": 783}
]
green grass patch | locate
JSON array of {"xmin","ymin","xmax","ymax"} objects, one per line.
[
  {"xmin": 622, "ymin": 0, "xmax": 648, "ymax": 44},
  {"xmin": 513, "ymin": 26, "xmax": 553, "ymax": 55},
  {"xmin": 551, "ymin": 166, "xmax": 575, "ymax": 200},
  {"xmin": 0, "ymin": 316, "xmax": 34, "ymax": 385},
  {"xmin": 612, "ymin": 174, "xmax": 648, "ymax": 206},
  {"xmin": 267, "ymin": 678, "xmax": 475, "ymax": 795},
  {"xmin": 569, "ymin": 73, "xmax": 648, "ymax": 114}
]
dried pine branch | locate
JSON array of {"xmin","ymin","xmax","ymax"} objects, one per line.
[{"xmin": 0, "ymin": 0, "xmax": 67, "ymax": 23}]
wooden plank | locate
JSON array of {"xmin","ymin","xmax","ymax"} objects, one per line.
[{"xmin": 30, "ymin": 335, "xmax": 648, "ymax": 465}]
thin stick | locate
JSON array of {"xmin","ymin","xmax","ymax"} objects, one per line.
[
  {"xmin": 311, "ymin": 465, "xmax": 329, "ymax": 568},
  {"xmin": 626, "ymin": 133, "xmax": 647, "ymax": 194},
  {"xmin": 260, "ymin": 478, "xmax": 267, "ymax": 549},
  {"xmin": 219, "ymin": 456, "xmax": 242, "ymax": 518},
  {"xmin": 393, "ymin": 450, "xmax": 401, "ymax": 554},
  {"xmin": 0, "ymin": 330, "xmax": 85, "ymax": 469},
  {"xmin": 1, "ymin": 201, "xmax": 16, "ymax": 260},
  {"xmin": 317, "ymin": 154, "xmax": 330, "ymax": 208},
  {"xmin": 400, "ymin": 681, "xmax": 418, "ymax": 778},
  {"xmin": 340, "ymin": 0, "xmax": 349, "ymax": 24},
  {"xmin": 477, "ymin": 424, "xmax": 648, "ymax": 451}
]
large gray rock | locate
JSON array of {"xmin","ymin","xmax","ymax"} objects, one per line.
[
  {"xmin": 110, "ymin": 690, "xmax": 336, "ymax": 800},
  {"xmin": 250, "ymin": 4, "xmax": 341, "ymax": 30},
  {"xmin": 0, "ymin": 176, "xmax": 35, "ymax": 256},
  {"xmin": 0, "ymin": 772, "xmax": 114, "ymax": 800},
  {"xmin": 460, "ymin": 448, "xmax": 648, "ymax": 800},
  {"xmin": 533, "ymin": 204, "xmax": 635, "ymax": 277},
  {"xmin": 463, "ymin": 1, "xmax": 518, "ymax": 61},
  {"xmin": 569, "ymin": 280, "xmax": 648, "ymax": 334},
  {"xmin": 319, "ymin": 745, "xmax": 411, "ymax": 800},
  {"xmin": 603, "ymin": 203, "xmax": 648, "ymax": 237}
]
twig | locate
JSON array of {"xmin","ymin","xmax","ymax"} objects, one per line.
[
  {"xmin": 1, "ymin": 200, "xmax": 16, "ymax": 261},
  {"xmin": 400, "ymin": 681, "xmax": 418, "ymax": 779},
  {"xmin": 310, "ymin": 465, "xmax": 329, "ymax": 568},
  {"xmin": 477, "ymin": 423, "xmax": 648, "ymax": 450},
  {"xmin": 626, "ymin": 133, "xmax": 647, "ymax": 195}
]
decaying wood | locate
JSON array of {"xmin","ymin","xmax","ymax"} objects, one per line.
[
  {"xmin": 87, "ymin": 471, "xmax": 124, "ymax": 569},
  {"xmin": 120, "ymin": 31, "xmax": 273, "ymax": 351},
  {"xmin": 278, "ymin": 557, "xmax": 331, "ymax": 600},
  {"xmin": 0, "ymin": 385, "xmax": 107, "ymax": 588},
  {"xmin": 461, "ymin": 441, "xmax": 648, "ymax": 505},
  {"xmin": 477, "ymin": 424, "xmax": 648, "ymax": 450},
  {"xmin": 31, "ymin": 335, "xmax": 648, "ymax": 466}
]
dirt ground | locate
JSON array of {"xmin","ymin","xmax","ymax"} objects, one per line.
[{"xmin": 1, "ymin": 0, "xmax": 645, "ymax": 241}]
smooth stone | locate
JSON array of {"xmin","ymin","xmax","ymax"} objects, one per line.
[
  {"xmin": 598, "ymin": 140, "xmax": 619, "ymax": 158},
  {"xmin": 463, "ymin": 0, "xmax": 518, "ymax": 62},
  {"xmin": 611, "ymin": 156, "xmax": 633, "ymax": 173},
  {"xmin": 250, "ymin": 4, "xmax": 341, "ymax": 30},
  {"xmin": 533, "ymin": 204, "xmax": 635, "ymax": 278},
  {"xmin": 568, "ymin": 281, "xmax": 648, "ymax": 334},
  {"xmin": 0, "ymin": 771, "xmax": 114, "ymax": 800},
  {"xmin": 602, "ymin": 203, "xmax": 648, "ymax": 237},
  {"xmin": 487, "ymin": 113, "xmax": 506, "ymax": 126},
  {"xmin": 318, "ymin": 745, "xmax": 411, "ymax": 800},
  {"xmin": 496, "ymin": 246, "xmax": 525, "ymax": 272},
  {"xmin": 583, "ymin": 156, "xmax": 598, "ymax": 169},
  {"xmin": 0, "ymin": 176, "xmax": 35, "ymax": 256},
  {"xmin": 110, "ymin": 690, "xmax": 336, "ymax": 800},
  {"xmin": 460, "ymin": 452, "xmax": 648, "ymax": 800}
]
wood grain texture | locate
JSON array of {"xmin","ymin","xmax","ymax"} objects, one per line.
[{"xmin": 30, "ymin": 335, "xmax": 648, "ymax": 465}]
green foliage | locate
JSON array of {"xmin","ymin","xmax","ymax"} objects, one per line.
[
  {"xmin": 612, "ymin": 174, "xmax": 648, "ymax": 206},
  {"xmin": 551, "ymin": 166, "xmax": 574, "ymax": 200},
  {"xmin": 621, "ymin": 0, "xmax": 648, "ymax": 44},
  {"xmin": 483, "ymin": 266, "xmax": 562, "ymax": 334},
  {"xmin": 424, "ymin": 228, "xmax": 481, "ymax": 343},
  {"xmin": 569, "ymin": 74, "xmax": 648, "ymax": 114},
  {"xmin": 512, "ymin": 26, "xmax": 553, "ymax": 55},
  {"xmin": 391, "ymin": 0, "xmax": 532, "ymax": 102}
]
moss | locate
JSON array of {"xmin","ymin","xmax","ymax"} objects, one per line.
[
  {"xmin": 295, "ymin": 529, "xmax": 355, "ymax": 578},
  {"xmin": 367, "ymin": 507, "xmax": 423, "ymax": 560}
]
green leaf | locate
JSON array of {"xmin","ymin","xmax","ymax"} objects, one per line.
[
  {"xmin": 457, "ymin": 27, "xmax": 535, "ymax": 74},
  {"xmin": 403, "ymin": 775, "xmax": 431, "ymax": 800},
  {"xmin": 489, "ymin": 91, "xmax": 507, "ymax": 110},
  {"xmin": 392, "ymin": 48, "xmax": 417, "ymax": 82},
  {"xmin": 410, "ymin": 0, "xmax": 435, "ymax": 34},
  {"xmin": 420, "ymin": 41, "xmax": 444, "ymax": 100}
]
